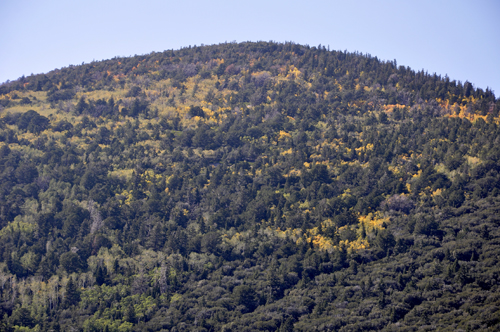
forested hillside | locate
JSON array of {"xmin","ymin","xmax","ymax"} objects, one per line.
[{"xmin": 0, "ymin": 41, "xmax": 500, "ymax": 331}]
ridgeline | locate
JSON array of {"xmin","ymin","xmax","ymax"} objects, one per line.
[{"xmin": 0, "ymin": 41, "xmax": 500, "ymax": 331}]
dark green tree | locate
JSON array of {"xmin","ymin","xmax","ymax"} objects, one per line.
[{"xmin": 64, "ymin": 276, "xmax": 80, "ymax": 307}]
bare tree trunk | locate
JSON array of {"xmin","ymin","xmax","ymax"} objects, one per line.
[{"xmin": 88, "ymin": 199, "xmax": 103, "ymax": 234}]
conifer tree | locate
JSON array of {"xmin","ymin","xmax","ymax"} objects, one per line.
[{"xmin": 64, "ymin": 276, "xmax": 80, "ymax": 307}]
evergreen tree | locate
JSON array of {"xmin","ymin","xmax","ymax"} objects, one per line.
[{"xmin": 64, "ymin": 277, "xmax": 80, "ymax": 307}]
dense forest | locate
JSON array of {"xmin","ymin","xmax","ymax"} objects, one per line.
[{"xmin": 0, "ymin": 41, "xmax": 499, "ymax": 331}]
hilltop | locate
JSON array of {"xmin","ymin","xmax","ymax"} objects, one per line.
[{"xmin": 0, "ymin": 41, "xmax": 500, "ymax": 331}]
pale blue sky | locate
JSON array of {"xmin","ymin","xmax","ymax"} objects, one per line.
[{"xmin": 1, "ymin": 0, "xmax": 499, "ymax": 95}]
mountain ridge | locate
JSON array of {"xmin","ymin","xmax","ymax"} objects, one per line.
[{"xmin": 0, "ymin": 41, "xmax": 499, "ymax": 331}]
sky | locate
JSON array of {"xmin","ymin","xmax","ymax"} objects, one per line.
[{"xmin": 1, "ymin": 0, "xmax": 499, "ymax": 96}]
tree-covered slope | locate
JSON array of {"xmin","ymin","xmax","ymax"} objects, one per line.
[{"xmin": 0, "ymin": 41, "xmax": 500, "ymax": 331}]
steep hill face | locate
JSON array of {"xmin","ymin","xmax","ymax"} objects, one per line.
[{"xmin": 0, "ymin": 42, "xmax": 500, "ymax": 331}]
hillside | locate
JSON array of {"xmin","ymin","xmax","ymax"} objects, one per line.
[{"xmin": 0, "ymin": 41, "xmax": 500, "ymax": 331}]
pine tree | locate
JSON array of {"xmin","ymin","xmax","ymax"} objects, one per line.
[
  {"xmin": 64, "ymin": 276, "xmax": 80, "ymax": 307},
  {"xmin": 124, "ymin": 304, "xmax": 136, "ymax": 323},
  {"xmin": 280, "ymin": 317, "xmax": 294, "ymax": 332}
]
